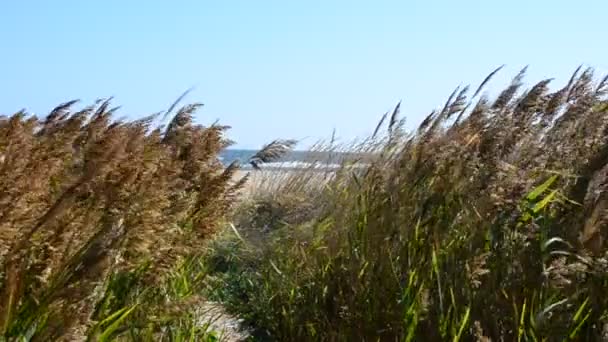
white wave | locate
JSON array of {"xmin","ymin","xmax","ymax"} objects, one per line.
[{"xmin": 248, "ymin": 161, "xmax": 368, "ymax": 170}]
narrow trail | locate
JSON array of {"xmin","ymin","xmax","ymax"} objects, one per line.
[{"xmin": 198, "ymin": 301, "xmax": 251, "ymax": 341}]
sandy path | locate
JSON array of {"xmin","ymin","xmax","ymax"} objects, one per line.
[{"xmin": 197, "ymin": 301, "xmax": 250, "ymax": 341}]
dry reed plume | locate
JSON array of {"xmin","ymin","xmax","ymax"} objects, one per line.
[
  {"xmin": 0, "ymin": 98, "xmax": 245, "ymax": 340},
  {"xmin": 207, "ymin": 66, "xmax": 608, "ymax": 341}
]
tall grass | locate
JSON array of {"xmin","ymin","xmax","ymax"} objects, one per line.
[
  {"xmin": 0, "ymin": 98, "xmax": 243, "ymax": 340},
  {"xmin": 207, "ymin": 66, "xmax": 608, "ymax": 340}
]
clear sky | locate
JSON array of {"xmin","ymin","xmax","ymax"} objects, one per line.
[{"xmin": 1, "ymin": 1, "xmax": 606, "ymax": 149}]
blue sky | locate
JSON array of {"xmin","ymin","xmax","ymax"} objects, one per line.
[{"xmin": 1, "ymin": 1, "xmax": 606, "ymax": 148}]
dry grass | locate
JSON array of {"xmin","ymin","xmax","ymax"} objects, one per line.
[
  {"xmin": 0, "ymin": 98, "xmax": 245, "ymax": 340},
  {"xmin": 205, "ymin": 66, "xmax": 608, "ymax": 341}
]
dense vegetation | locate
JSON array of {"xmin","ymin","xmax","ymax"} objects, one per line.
[
  {"xmin": 3, "ymin": 65, "xmax": 608, "ymax": 341},
  {"xmin": 206, "ymin": 66, "xmax": 608, "ymax": 341},
  {"xmin": 0, "ymin": 99, "xmax": 245, "ymax": 341}
]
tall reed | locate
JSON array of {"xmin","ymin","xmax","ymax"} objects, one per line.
[
  {"xmin": 0, "ymin": 98, "xmax": 242, "ymax": 340},
  {"xmin": 208, "ymin": 66, "xmax": 608, "ymax": 340}
]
